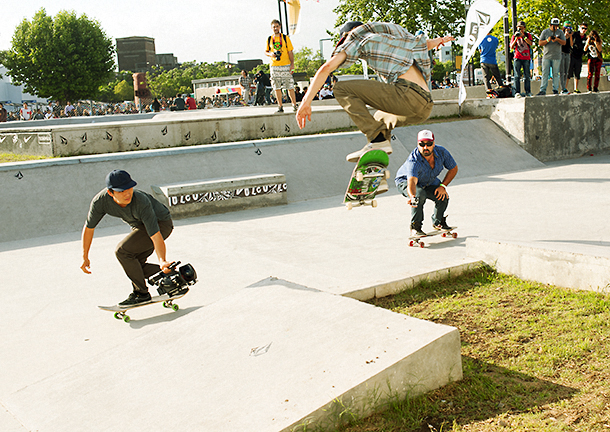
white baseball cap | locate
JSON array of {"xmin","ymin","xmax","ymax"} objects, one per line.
[{"xmin": 417, "ymin": 129, "xmax": 435, "ymax": 142}]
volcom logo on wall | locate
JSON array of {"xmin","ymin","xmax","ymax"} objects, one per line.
[{"xmin": 168, "ymin": 183, "xmax": 287, "ymax": 206}]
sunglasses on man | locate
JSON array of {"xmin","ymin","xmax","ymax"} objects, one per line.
[{"xmin": 418, "ymin": 140, "xmax": 434, "ymax": 147}]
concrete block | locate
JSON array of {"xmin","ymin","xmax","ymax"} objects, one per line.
[
  {"xmin": 151, "ymin": 174, "xmax": 287, "ymax": 218},
  {"xmin": 372, "ymin": 260, "xmax": 485, "ymax": 299},
  {"xmin": 467, "ymin": 238, "xmax": 610, "ymax": 292},
  {"xmin": 4, "ymin": 279, "xmax": 462, "ymax": 432}
]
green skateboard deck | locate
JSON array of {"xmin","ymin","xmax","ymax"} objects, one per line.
[{"xmin": 344, "ymin": 149, "xmax": 390, "ymax": 209}]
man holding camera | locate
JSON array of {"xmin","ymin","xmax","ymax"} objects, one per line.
[
  {"xmin": 568, "ymin": 23, "xmax": 588, "ymax": 93},
  {"xmin": 266, "ymin": 19, "xmax": 298, "ymax": 113},
  {"xmin": 80, "ymin": 170, "xmax": 174, "ymax": 306},
  {"xmin": 537, "ymin": 18, "xmax": 566, "ymax": 96},
  {"xmin": 510, "ymin": 21, "xmax": 533, "ymax": 97}
]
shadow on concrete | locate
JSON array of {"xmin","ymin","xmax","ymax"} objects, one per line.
[{"xmin": 126, "ymin": 306, "xmax": 204, "ymax": 329}]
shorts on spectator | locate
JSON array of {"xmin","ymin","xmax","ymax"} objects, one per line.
[
  {"xmin": 568, "ymin": 57, "xmax": 583, "ymax": 79},
  {"xmin": 270, "ymin": 65, "xmax": 295, "ymax": 91}
]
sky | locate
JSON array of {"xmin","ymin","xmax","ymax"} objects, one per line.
[{"xmin": 1, "ymin": 0, "xmax": 342, "ymax": 66}]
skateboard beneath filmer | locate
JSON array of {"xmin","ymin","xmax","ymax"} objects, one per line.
[
  {"xmin": 98, "ymin": 262, "xmax": 197, "ymax": 322},
  {"xmin": 408, "ymin": 227, "xmax": 458, "ymax": 248},
  {"xmin": 344, "ymin": 149, "xmax": 390, "ymax": 210}
]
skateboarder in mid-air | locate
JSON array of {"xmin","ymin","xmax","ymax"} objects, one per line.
[
  {"xmin": 296, "ymin": 21, "xmax": 454, "ymax": 178},
  {"xmin": 395, "ymin": 130, "xmax": 458, "ymax": 236},
  {"xmin": 80, "ymin": 170, "xmax": 174, "ymax": 306}
]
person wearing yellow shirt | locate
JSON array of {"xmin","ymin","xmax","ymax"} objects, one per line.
[{"xmin": 266, "ymin": 19, "xmax": 298, "ymax": 113}]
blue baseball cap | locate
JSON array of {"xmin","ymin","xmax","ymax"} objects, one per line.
[{"xmin": 105, "ymin": 170, "xmax": 137, "ymax": 191}]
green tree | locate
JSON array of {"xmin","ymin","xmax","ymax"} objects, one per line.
[
  {"xmin": 113, "ymin": 80, "xmax": 134, "ymax": 101},
  {"xmin": 333, "ymin": 0, "xmax": 465, "ymax": 38},
  {"xmin": 293, "ymin": 47, "xmax": 325, "ymax": 76},
  {"xmin": 146, "ymin": 61, "xmax": 240, "ymax": 98},
  {"xmin": 3, "ymin": 9, "xmax": 115, "ymax": 103}
]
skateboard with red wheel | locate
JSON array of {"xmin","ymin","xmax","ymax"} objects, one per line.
[
  {"xmin": 408, "ymin": 227, "xmax": 458, "ymax": 248},
  {"xmin": 344, "ymin": 149, "xmax": 390, "ymax": 209}
]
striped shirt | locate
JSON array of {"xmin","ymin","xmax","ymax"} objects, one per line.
[
  {"xmin": 395, "ymin": 145, "xmax": 457, "ymax": 188},
  {"xmin": 332, "ymin": 22, "xmax": 431, "ymax": 86}
]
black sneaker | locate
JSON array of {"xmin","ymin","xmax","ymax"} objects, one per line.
[
  {"xmin": 276, "ymin": 106, "xmax": 284, "ymax": 113},
  {"xmin": 411, "ymin": 222, "xmax": 426, "ymax": 237},
  {"xmin": 119, "ymin": 292, "xmax": 152, "ymax": 307},
  {"xmin": 433, "ymin": 217, "xmax": 452, "ymax": 231}
]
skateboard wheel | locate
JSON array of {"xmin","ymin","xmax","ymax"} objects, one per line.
[
  {"xmin": 114, "ymin": 312, "xmax": 122, "ymax": 320},
  {"xmin": 371, "ymin": 200, "xmax": 377, "ymax": 208},
  {"xmin": 420, "ymin": 242, "xmax": 425, "ymax": 248},
  {"xmin": 452, "ymin": 232, "xmax": 458, "ymax": 239},
  {"xmin": 346, "ymin": 202, "xmax": 353, "ymax": 210},
  {"xmin": 409, "ymin": 240, "xmax": 414, "ymax": 247},
  {"xmin": 163, "ymin": 301, "xmax": 171, "ymax": 308},
  {"xmin": 356, "ymin": 172, "xmax": 364, "ymax": 182},
  {"xmin": 172, "ymin": 304, "xmax": 179, "ymax": 312},
  {"xmin": 442, "ymin": 232, "xmax": 447, "ymax": 238},
  {"xmin": 123, "ymin": 315, "xmax": 131, "ymax": 323}
]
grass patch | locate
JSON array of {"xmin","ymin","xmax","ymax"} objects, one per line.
[
  {"xmin": 0, "ymin": 153, "xmax": 51, "ymax": 164},
  {"xmin": 336, "ymin": 267, "xmax": 610, "ymax": 431}
]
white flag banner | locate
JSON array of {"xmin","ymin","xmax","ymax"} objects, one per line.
[
  {"xmin": 287, "ymin": 0, "xmax": 302, "ymax": 35},
  {"xmin": 458, "ymin": 0, "xmax": 506, "ymax": 105}
]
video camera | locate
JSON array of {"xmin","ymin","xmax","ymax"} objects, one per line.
[
  {"xmin": 148, "ymin": 261, "xmax": 197, "ymax": 297},
  {"xmin": 274, "ymin": 50, "xmax": 282, "ymax": 61}
]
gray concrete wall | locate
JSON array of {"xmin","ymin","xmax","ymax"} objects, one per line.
[
  {"xmin": 490, "ymin": 92, "xmax": 610, "ymax": 161},
  {"xmin": 0, "ymin": 99, "xmax": 488, "ymax": 157},
  {"xmin": 467, "ymin": 238, "xmax": 610, "ymax": 292},
  {"xmin": 0, "ymin": 119, "xmax": 541, "ymax": 243}
]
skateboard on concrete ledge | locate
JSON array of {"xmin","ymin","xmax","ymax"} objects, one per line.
[
  {"xmin": 99, "ymin": 290, "xmax": 190, "ymax": 323},
  {"xmin": 98, "ymin": 261, "xmax": 197, "ymax": 323},
  {"xmin": 344, "ymin": 149, "xmax": 390, "ymax": 210},
  {"xmin": 408, "ymin": 227, "xmax": 458, "ymax": 248}
]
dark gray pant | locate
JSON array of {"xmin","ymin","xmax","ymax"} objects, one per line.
[
  {"xmin": 481, "ymin": 62, "xmax": 504, "ymax": 90},
  {"xmin": 397, "ymin": 182, "xmax": 449, "ymax": 227},
  {"xmin": 115, "ymin": 219, "xmax": 173, "ymax": 294}
]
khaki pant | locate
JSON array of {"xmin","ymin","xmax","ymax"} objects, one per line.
[
  {"xmin": 115, "ymin": 219, "xmax": 173, "ymax": 294},
  {"xmin": 333, "ymin": 78, "xmax": 433, "ymax": 142}
]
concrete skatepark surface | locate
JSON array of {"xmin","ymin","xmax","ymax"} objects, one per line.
[{"xmin": 2, "ymin": 112, "xmax": 610, "ymax": 431}]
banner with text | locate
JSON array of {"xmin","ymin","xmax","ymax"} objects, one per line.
[{"xmin": 458, "ymin": 0, "xmax": 506, "ymax": 106}]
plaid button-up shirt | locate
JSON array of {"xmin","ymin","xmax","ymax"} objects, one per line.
[{"xmin": 333, "ymin": 22, "xmax": 431, "ymax": 87}]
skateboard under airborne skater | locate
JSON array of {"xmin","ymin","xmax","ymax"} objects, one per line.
[
  {"xmin": 408, "ymin": 226, "xmax": 458, "ymax": 248},
  {"xmin": 98, "ymin": 261, "xmax": 197, "ymax": 322},
  {"xmin": 344, "ymin": 149, "xmax": 390, "ymax": 210}
]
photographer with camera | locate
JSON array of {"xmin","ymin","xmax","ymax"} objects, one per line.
[
  {"xmin": 584, "ymin": 30, "xmax": 603, "ymax": 93},
  {"xmin": 568, "ymin": 23, "xmax": 588, "ymax": 93},
  {"xmin": 537, "ymin": 18, "xmax": 566, "ymax": 96},
  {"xmin": 510, "ymin": 21, "xmax": 533, "ymax": 97},
  {"xmin": 80, "ymin": 170, "xmax": 175, "ymax": 307},
  {"xmin": 265, "ymin": 19, "xmax": 298, "ymax": 113},
  {"xmin": 560, "ymin": 21, "xmax": 573, "ymax": 94}
]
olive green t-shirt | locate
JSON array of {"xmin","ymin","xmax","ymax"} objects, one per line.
[{"xmin": 86, "ymin": 189, "xmax": 171, "ymax": 236}]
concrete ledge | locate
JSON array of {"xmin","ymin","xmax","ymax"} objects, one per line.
[
  {"xmin": 4, "ymin": 280, "xmax": 462, "ymax": 432},
  {"xmin": 467, "ymin": 238, "xmax": 610, "ymax": 292},
  {"xmin": 343, "ymin": 260, "xmax": 485, "ymax": 301},
  {"xmin": 151, "ymin": 174, "xmax": 287, "ymax": 218}
]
